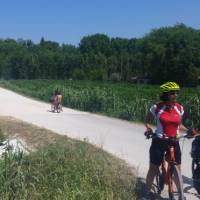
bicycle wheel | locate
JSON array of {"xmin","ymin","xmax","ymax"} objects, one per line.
[
  {"xmin": 168, "ymin": 167, "xmax": 174, "ymax": 199},
  {"xmin": 192, "ymin": 159, "xmax": 196, "ymax": 176},
  {"xmin": 193, "ymin": 164, "xmax": 200, "ymax": 194},
  {"xmin": 56, "ymin": 103, "xmax": 62, "ymax": 113},
  {"xmin": 157, "ymin": 172, "xmax": 164, "ymax": 194},
  {"xmin": 168, "ymin": 165, "xmax": 184, "ymax": 200},
  {"xmin": 155, "ymin": 174, "xmax": 161, "ymax": 194},
  {"xmin": 151, "ymin": 169, "xmax": 164, "ymax": 197}
]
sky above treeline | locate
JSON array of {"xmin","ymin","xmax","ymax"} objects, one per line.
[{"xmin": 0, "ymin": 0, "xmax": 199, "ymax": 46}]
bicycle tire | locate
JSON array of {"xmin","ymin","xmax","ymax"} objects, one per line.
[
  {"xmin": 151, "ymin": 170, "xmax": 164, "ymax": 197},
  {"xmin": 192, "ymin": 159, "xmax": 195, "ymax": 176},
  {"xmin": 169, "ymin": 165, "xmax": 184, "ymax": 200},
  {"xmin": 56, "ymin": 104, "xmax": 62, "ymax": 113},
  {"xmin": 193, "ymin": 163, "xmax": 200, "ymax": 194},
  {"xmin": 155, "ymin": 173, "xmax": 161, "ymax": 194},
  {"xmin": 158, "ymin": 173, "xmax": 164, "ymax": 194},
  {"xmin": 168, "ymin": 169, "xmax": 174, "ymax": 199}
]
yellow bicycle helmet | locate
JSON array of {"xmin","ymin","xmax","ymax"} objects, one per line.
[{"xmin": 160, "ymin": 82, "xmax": 180, "ymax": 93}]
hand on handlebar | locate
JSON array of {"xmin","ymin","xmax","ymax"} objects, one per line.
[
  {"xmin": 144, "ymin": 128, "xmax": 153, "ymax": 139},
  {"xmin": 186, "ymin": 127, "xmax": 198, "ymax": 138}
]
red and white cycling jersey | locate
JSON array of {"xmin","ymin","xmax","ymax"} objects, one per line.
[{"xmin": 150, "ymin": 102, "xmax": 184, "ymax": 137}]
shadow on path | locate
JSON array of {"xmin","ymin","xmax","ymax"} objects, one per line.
[
  {"xmin": 47, "ymin": 109, "xmax": 61, "ymax": 113},
  {"xmin": 136, "ymin": 177, "xmax": 168, "ymax": 200},
  {"xmin": 136, "ymin": 175, "xmax": 200, "ymax": 199},
  {"xmin": 183, "ymin": 175, "xmax": 200, "ymax": 199}
]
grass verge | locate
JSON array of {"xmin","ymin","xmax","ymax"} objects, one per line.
[{"xmin": 0, "ymin": 117, "xmax": 139, "ymax": 200}]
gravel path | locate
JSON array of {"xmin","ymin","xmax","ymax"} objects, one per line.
[{"xmin": 0, "ymin": 87, "xmax": 199, "ymax": 199}]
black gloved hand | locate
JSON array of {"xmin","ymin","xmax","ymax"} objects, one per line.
[
  {"xmin": 186, "ymin": 127, "xmax": 197, "ymax": 138},
  {"xmin": 144, "ymin": 128, "xmax": 153, "ymax": 139}
]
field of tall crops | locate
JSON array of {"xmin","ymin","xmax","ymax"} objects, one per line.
[{"xmin": 0, "ymin": 79, "xmax": 200, "ymax": 129}]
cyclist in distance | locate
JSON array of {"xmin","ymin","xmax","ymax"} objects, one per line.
[
  {"xmin": 54, "ymin": 90, "xmax": 63, "ymax": 112},
  {"xmin": 144, "ymin": 82, "xmax": 196, "ymax": 199}
]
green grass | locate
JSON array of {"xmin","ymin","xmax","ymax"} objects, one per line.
[
  {"xmin": 0, "ymin": 142, "xmax": 137, "ymax": 200},
  {"xmin": 0, "ymin": 118, "xmax": 138, "ymax": 200},
  {"xmin": 0, "ymin": 79, "xmax": 199, "ymax": 129}
]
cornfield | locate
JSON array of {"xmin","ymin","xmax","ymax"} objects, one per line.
[{"xmin": 0, "ymin": 79, "xmax": 199, "ymax": 130}]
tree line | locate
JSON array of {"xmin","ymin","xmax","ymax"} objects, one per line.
[{"xmin": 0, "ymin": 23, "xmax": 200, "ymax": 86}]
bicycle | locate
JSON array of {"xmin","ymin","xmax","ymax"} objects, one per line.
[
  {"xmin": 191, "ymin": 135, "xmax": 200, "ymax": 194},
  {"xmin": 54, "ymin": 102, "xmax": 63, "ymax": 113},
  {"xmin": 146, "ymin": 132, "xmax": 190, "ymax": 200}
]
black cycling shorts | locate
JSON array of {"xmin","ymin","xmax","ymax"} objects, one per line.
[{"xmin": 149, "ymin": 137, "xmax": 181, "ymax": 166}]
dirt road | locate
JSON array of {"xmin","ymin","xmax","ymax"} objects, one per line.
[{"xmin": 0, "ymin": 87, "xmax": 199, "ymax": 199}]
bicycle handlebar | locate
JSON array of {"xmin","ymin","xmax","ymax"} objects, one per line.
[{"xmin": 145, "ymin": 132, "xmax": 197, "ymax": 140}]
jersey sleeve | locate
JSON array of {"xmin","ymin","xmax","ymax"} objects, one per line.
[
  {"xmin": 180, "ymin": 105, "xmax": 184, "ymax": 116},
  {"xmin": 176, "ymin": 103, "xmax": 184, "ymax": 116},
  {"xmin": 150, "ymin": 104, "xmax": 157, "ymax": 116}
]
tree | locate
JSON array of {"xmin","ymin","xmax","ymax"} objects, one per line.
[{"xmin": 79, "ymin": 34, "xmax": 111, "ymax": 56}]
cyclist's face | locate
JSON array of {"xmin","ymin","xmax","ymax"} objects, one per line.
[{"xmin": 168, "ymin": 91, "xmax": 179, "ymax": 102}]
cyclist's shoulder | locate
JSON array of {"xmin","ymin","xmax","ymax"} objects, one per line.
[
  {"xmin": 149, "ymin": 102, "xmax": 165, "ymax": 115},
  {"xmin": 174, "ymin": 102, "xmax": 182, "ymax": 106},
  {"xmin": 174, "ymin": 102, "xmax": 183, "ymax": 110},
  {"xmin": 150, "ymin": 101, "xmax": 164, "ymax": 107},
  {"xmin": 154, "ymin": 101, "xmax": 166, "ymax": 109}
]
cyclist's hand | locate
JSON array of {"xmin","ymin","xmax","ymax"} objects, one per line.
[
  {"xmin": 144, "ymin": 128, "xmax": 153, "ymax": 139},
  {"xmin": 186, "ymin": 127, "xmax": 197, "ymax": 138}
]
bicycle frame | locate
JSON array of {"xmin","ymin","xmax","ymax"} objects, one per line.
[
  {"xmin": 158, "ymin": 137, "xmax": 184, "ymax": 199},
  {"xmin": 146, "ymin": 132, "xmax": 197, "ymax": 199},
  {"xmin": 167, "ymin": 141, "xmax": 176, "ymax": 198}
]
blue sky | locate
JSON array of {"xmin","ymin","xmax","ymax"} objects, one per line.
[{"xmin": 0, "ymin": 0, "xmax": 199, "ymax": 46}]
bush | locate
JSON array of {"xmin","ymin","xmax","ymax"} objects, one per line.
[{"xmin": 109, "ymin": 73, "xmax": 121, "ymax": 82}]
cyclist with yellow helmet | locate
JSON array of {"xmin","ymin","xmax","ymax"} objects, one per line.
[{"xmin": 144, "ymin": 82, "xmax": 196, "ymax": 199}]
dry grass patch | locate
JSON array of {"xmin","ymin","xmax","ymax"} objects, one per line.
[{"xmin": 0, "ymin": 116, "xmax": 71, "ymax": 149}]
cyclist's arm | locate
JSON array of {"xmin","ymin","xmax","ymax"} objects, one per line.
[
  {"xmin": 145, "ymin": 111, "xmax": 154, "ymax": 130},
  {"xmin": 179, "ymin": 123, "xmax": 188, "ymax": 132},
  {"xmin": 180, "ymin": 124, "xmax": 198, "ymax": 136}
]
